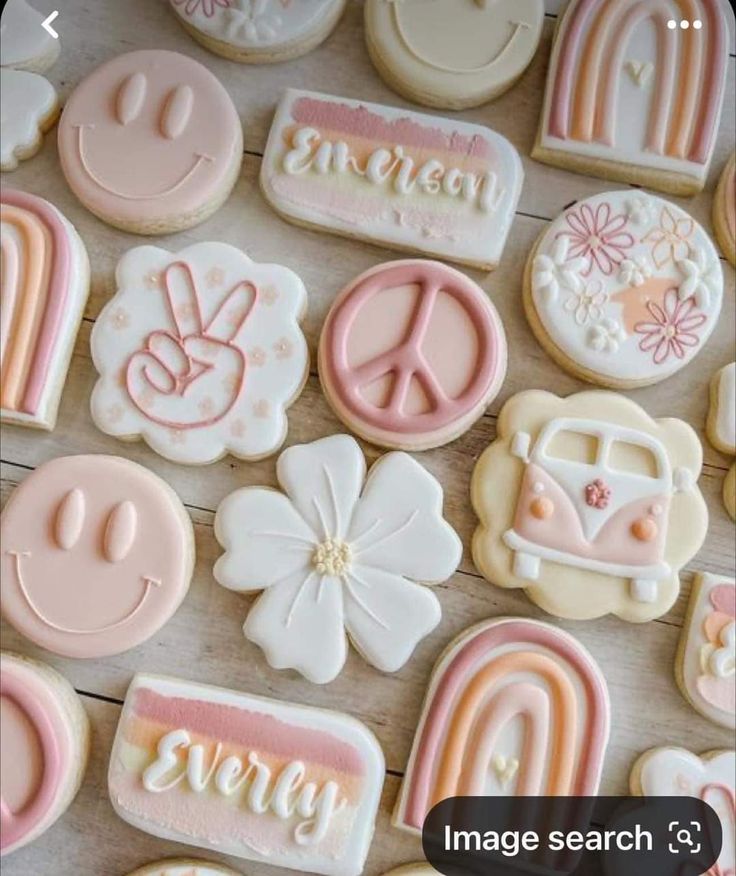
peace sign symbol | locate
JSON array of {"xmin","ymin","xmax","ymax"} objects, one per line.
[{"xmin": 319, "ymin": 260, "xmax": 506, "ymax": 450}]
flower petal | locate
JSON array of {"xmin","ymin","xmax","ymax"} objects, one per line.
[
  {"xmin": 214, "ymin": 488, "xmax": 314, "ymax": 592},
  {"xmin": 244, "ymin": 573, "xmax": 347, "ymax": 684},
  {"xmin": 343, "ymin": 565, "xmax": 441, "ymax": 673},
  {"xmin": 347, "ymin": 452, "xmax": 462, "ymax": 581},
  {"xmin": 277, "ymin": 434, "xmax": 365, "ymax": 541}
]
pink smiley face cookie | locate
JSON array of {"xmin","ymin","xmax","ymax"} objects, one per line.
[
  {"xmin": 0, "ymin": 455, "xmax": 194, "ymax": 658},
  {"xmin": 57, "ymin": 50, "xmax": 242, "ymax": 234}
]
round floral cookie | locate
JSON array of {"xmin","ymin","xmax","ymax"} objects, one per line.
[
  {"xmin": 524, "ymin": 191, "xmax": 723, "ymax": 388},
  {"xmin": 0, "ymin": 455, "xmax": 194, "ymax": 658},
  {"xmin": 169, "ymin": 0, "xmax": 347, "ymax": 63},
  {"xmin": 713, "ymin": 152, "xmax": 735, "ymax": 266},
  {"xmin": 365, "ymin": 0, "xmax": 544, "ymax": 110},
  {"xmin": 1, "ymin": 69, "xmax": 58, "ymax": 171},
  {"xmin": 90, "ymin": 242, "xmax": 308, "ymax": 465},
  {"xmin": 0, "ymin": 0, "xmax": 60, "ymax": 73},
  {"xmin": 57, "ymin": 50, "xmax": 242, "ymax": 234},
  {"xmin": 0, "ymin": 652, "xmax": 90, "ymax": 856},
  {"xmin": 319, "ymin": 260, "xmax": 507, "ymax": 451},
  {"xmin": 214, "ymin": 434, "xmax": 462, "ymax": 684},
  {"xmin": 126, "ymin": 860, "xmax": 243, "ymax": 876}
]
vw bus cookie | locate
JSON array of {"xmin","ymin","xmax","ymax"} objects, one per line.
[{"xmin": 472, "ymin": 390, "xmax": 708, "ymax": 622}]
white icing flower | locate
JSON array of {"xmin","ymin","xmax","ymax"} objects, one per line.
[
  {"xmin": 564, "ymin": 279, "xmax": 607, "ymax": 326},
  {"xmin": 676, "ymin": 246, "xmax": 721, "ymax": 309},
  {"xmin": 618, "ymin": 256, "xmax": 652, "ymax": 287},
  {"xmin": 214, "ymin": 435, "xmax": 462, "ymax": 684},
  {"xmin": 626, "ymin": 195, "xmax": 654, "ymax": 226},
  {"xmin": 587, "ymin": 318, "xmax": 626, "ymax": 354},
  {"xmin": 532, "ymin": 237, "xmax": 587, "ymax": 303},
  {"xmin": 226, "ymin": 0, "xmax": 282, "ymax": 42}
]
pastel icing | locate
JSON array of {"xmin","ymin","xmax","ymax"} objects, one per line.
[
  {"xmin": 529, "ymin": 190, "xmax": 723, "ymax": 386},
  {"xmin": 57, "ymin": 50, "xmax": 242, "ymax": 229},
  {"xmin": 708, "ymin": 362, "xmax": 736, "ymax": 456},
  {"xmin": 678, "ymin": 572, "xmax": 736, "ymax": 729},
  {"xmin": 0, "ymin": 0, "xmax": 60, "ymax": 72},
  {"xmin": 108, "ymin": 673, "xmax": 384, "ymax": 876},
  {"xmin": 534, "ymin": 0, "xmax": 730, "ymax": 193},
  {"xmin": 365, "ymin": 0, "xmax": 544, "ymax": 107},
  {"xmin": 472, "ymin": 390, "xmax": 707, "ymax": 622},
  {"xmin": 0, "ymin": 68, "xmax": 57, "ymax": 170},
  {"xmin": 260, "ymin": 89, "xmax": 523, "ymax": 270},
  {"xmin": 215, "ymin": 434, "xmax": 462, "ymax": 684},
  {"xmin": 319, "ymin": 260, "xmax": 507, "ymax": 450},
  {"xmin": 127, "ymin": 860, "xmax": 242, "ymax": 876},
  {"xmin": 394, "ymin": 618, "xmax": 610, "ymax": 833},
  {"xmin": 714, "ymin": 152, "xmax": 735, "ymax": 265},
  {"xmin": 1, "ymin": 189, "xmax": 90, "ymax": 429},
  {"xmin": 0, "ymin": 455, "xmax": 194, "ymax": 658},
  {"xmin": 0, "ymin": 652, "xmax": 87, "ymax": 856},
  {"xmin": 90, "ymin": 242, "xmax": 308, "ymax": 465}
]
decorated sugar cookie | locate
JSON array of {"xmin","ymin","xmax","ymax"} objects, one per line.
[
  {"xmin": 126, "ymin": 860, "xmax": 242, "ymax": 876},
  {"xmin": 57, "ymin": 50, "xmax": 243, "ymax": 234},
  {"xmin": 0, "ymin": 455, "xmax": 194, "ymax": 658},
  {"xmin": 260, "ymin": 89, "xmax": 523, "ymax": 270},
  {"xmin": 533, "ymin": 0, "xmax": 730, "ymax": 196},
  {"xmin": 677, "ymin": 572, "xmax": 735, "ymax": 729},
  {"xmin": 714, "ymin": 153, "xmax": 735, "ymax": 266},
  {"xmin": 215, "ymin": 434, "xmax": 462, "ymax": 684},
  {"xmin": 706, "ymin": 362, "xmax": 736, "ymax": 520},
  {"xmin": 725, "ymin": 465, "xmax": 736, "ymax": 521},
  {"xmin": 1, "ymin": 69, "xmax": 58, "ymax": 171},
  {"xmin": 1, "ymin": 190, "xmax": 90, "ymax": 430},
  {"xmin": 319, "ymin": 260, "xmax": 507, "ymax": 451},
  {"xmin": 365, "ymin": 0, "xmax": 544, "ymax": 110},
  {"xmin": 169, "ymin": 0, "xmax": 346, "ymax": 63},
  {"xmin": 471, "ymin": 390, "xmax": 707, "ymax": 621},
  {"xmin": 90, "ymin": 242, "xmax": 308, "ymax": 465},
  {"xmin": 1, "ymin": 652, "xmax": 90, "ymax": 856},
  {"xmin": 0, "ymin": 0, "xmax": 60, "ymax": 73},
  {"xmin": 108, "ymin": 673, "xmax": 384, "ymax": 876},
  {"xmin": 630, "ymin": 748, "xmax": 735, "ymax": 876},
  {"xmin": 394, "ymin": 618, "xmax": 610, "ymax": 833},
  {"xmin": 525, "ymin": 191, "xmax": 723, "ymax": 388},
  {"xmin": 381, "ymin": 868, "xmax": 435, "ymax": 876}
]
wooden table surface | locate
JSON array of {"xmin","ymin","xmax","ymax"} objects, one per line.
[{"xmin": 1, "ymin": 1, "xmax": 735, "ymax": 874}]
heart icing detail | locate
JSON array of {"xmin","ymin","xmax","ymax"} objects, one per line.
[
  {"xmin": 492, "ymin": 753, "xmax": 520, "ymax": 788},
  {"xmin": 626, "ymin": 60, "xmax": 654, "ymax": 87}
]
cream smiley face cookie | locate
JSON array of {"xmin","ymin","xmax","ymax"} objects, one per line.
[
  {"xmin": 108, "ymin": 673, "xmax": 384, "ymax": 876},
  {"xmin": 215, "ymin": 434, "xmax": 462, "ymax": 684},
  {"xmin": 1, "ymin": 652, "xmax": 90, "ymax": 857},
  {"xmin": 0, "ymin": 455, "xmax": 194, "ymax": 658},
  {"xmin": 525, "ymin": 191, "xmax": 723, "ymax": 388},
  {"xmin": 365, "ymin": 0, "xmax": 544, "ymax": 110},
  {"xmin": 126, "ymin": 861, "xmax": 243, "ymax": 876},
  {"xmin": 471, "ymin": 390, "xmax": 708, "ymax": 622},
  {"xmin": 533, "ymin": 0, "xmax": 731, "ymax": 196},
  {"xmin": 90, "ymin": 242, "xmax": 308, "ymax": 465},
  {"xmin": 1, "ymin": 69, "xmax": 59, "ymax": 171},
  {"xmin": 714, "ymin": 152, "xmax": 735, "ymax": 266},
  {"xmin": 0, "ymin": 0, "xmax": 60, "ymax": 73},
  {"xmin": 169, "ymin": 0, "xmax": 347, "ymax": 64},
  {"xmin": 1, "ymin": 189, "xmax": 90, "ymax": 430},
  {"xmin": 706, "ymin": 362, "xmax": 736, "ymax": 520},
  {"xmin": 394, "ymin": 618, "xmax": 610, "ymax": 833},
  {"xmin": 676, "ymin": 572, "xmax": 735, "ymax": 729},
  {"xmin": 57, "ymin": 50, "xmax": 242, "ymax": 234}
]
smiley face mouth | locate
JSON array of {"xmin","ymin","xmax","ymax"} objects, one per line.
[
  {"xmin": 7, "ymin": 550, "xmax": 161, "ymax": 635},
  {"xmin": 74, "ymin": 124, "xmax": 214, "ymax": 200}
]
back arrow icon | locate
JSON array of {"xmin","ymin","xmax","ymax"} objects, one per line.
[{"xmin": 42, "ymin": 11, "xmax": 59, "ymax": 39}]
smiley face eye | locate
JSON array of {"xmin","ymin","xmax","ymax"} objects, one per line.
[
  {"xmin": 104, "ymin": 501, "xmax": 138, "ymax": 563},
  {"xmin": 54, "ymin": 488, "xmax": 85, "ymax": 550},
  {"xmin": 160, "ymin": 85, "xmax": 194, "ymax": 140},
  {"xmin": 116, "ymin": 72, "xmax": 148, "ymax": 126}
]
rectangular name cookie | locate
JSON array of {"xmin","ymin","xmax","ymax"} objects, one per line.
[
  {"xmin": 108, "ymin": 674, "xmax": 384, "ymax": 876},
  {"xmin": 260, "ymin": 89, "xmax": 523, "ymax": 270}
]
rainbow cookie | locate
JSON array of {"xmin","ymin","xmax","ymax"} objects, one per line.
[
  {"xmin": 365, "ymin": 0, "xmax": 544, "ymax": 110},
  {"xmin": 57, "ymin": 51, "xmax": 243, "ymax": 234},
  {"xmin": 0, "ymin": 652, "xmax": 90, "ymax": 856},
  {"xmin": 1, "ymin": 189, "xmax": 90, "ymax": 430},
  {"xmin": 0, "ymin": 0, "xmax": 60, "ymax": 73},
  {"xmin": 126, "ymin": 860, "xmax": 242, "ymax": 876},
  {"xmin": 676, "ymin": 572, "xmax": 735, "ymax": 729},
  {"xmin": 533, "ymin": 0, "xmax": 730, "ymax": 196},
  {"xmin": 713, "ymin": 153, "xmax": 735, "ymax": 266},
  {"xmin": 319, "ymin": 260, "xmax": 507, "ymax": 451},
  {"xmin": 471, "ymin": 390, "xmax": 708, "ymax": 621},
  {"xmin": 706, "ymin": 362, "xmax": 736, "ymax": 520},
  {"xmin": 90, "ymin": 242, "xmax": 308, "ymax": 465},
  {"xmin": 108, "ymin": 673, "xmax": 384, "ymax": 876},
  {"xmin": 0, "ymin": 69, "xmax": 58, "ymax": 171},
  {"xmin": 169, "ymin": 0, "xmax": 347, "ymax": 64},
  {"xmin": 394, "ymin": 618, "xmax": 610, "ymax": 833},
  {"xmin": 260, "ymin": 89, "xmax": 523, "ymax": 270},
  {"xmin": 524, "ymin": 190, "xmax": 723, "ymax": 388}
]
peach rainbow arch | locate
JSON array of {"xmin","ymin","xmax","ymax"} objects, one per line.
[
  {"xmin": 395, "ymin": 619, "xmax": 610, "ymax": 832},
  {"xmin": 546, "ymin": 0, "xmax": 728, "ymax": 164}
]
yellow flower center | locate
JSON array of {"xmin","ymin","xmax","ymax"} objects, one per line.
[{"xmin": 312, "ymin": 537, "xmax": 352, "ymax": 576}]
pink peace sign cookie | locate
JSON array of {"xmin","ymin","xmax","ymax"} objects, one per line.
[{"xmin": 319, "ymin": 260, "xmax": 507, "ymax": 450}]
